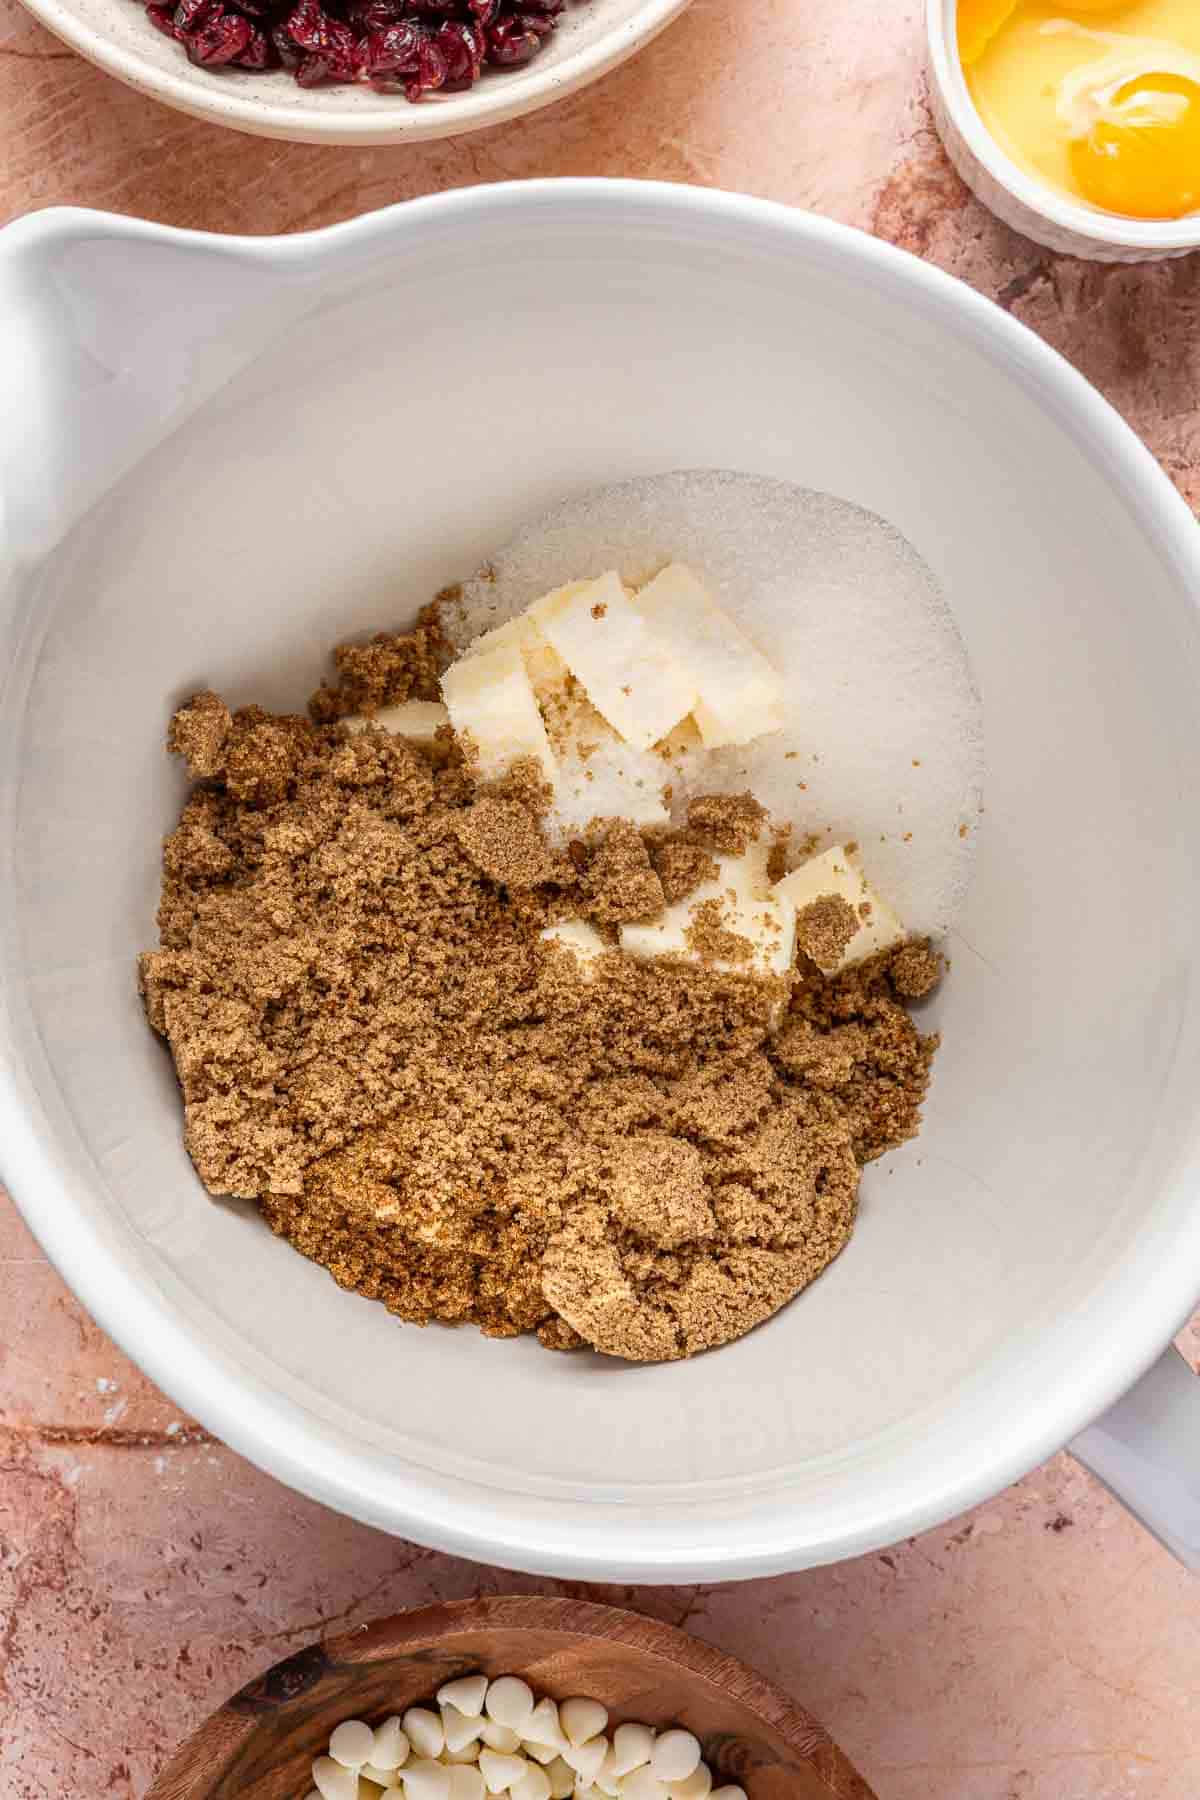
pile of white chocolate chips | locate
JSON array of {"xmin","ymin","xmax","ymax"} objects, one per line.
[{"xmin": 309, "ymin": 1674, "xmax": 744, "ymax": 1800}]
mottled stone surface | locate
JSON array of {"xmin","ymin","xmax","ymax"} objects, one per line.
[{"xmin": 3, "ymin": 0, "xmax": 1200, "ymax": 1794}]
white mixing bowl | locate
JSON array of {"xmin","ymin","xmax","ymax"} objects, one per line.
[{"xmin": 2, "ymin": 183, "xmax": 1200, "ymax": 1580}]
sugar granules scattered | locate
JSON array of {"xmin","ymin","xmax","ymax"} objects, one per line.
[{"xmin": 441, "ymin": 470, "xmax": 984, "ymax": 939}]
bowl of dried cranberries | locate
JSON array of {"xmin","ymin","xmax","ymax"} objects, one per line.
[{"xmin": 17, "ymin": 0, "xmax": 691, "ymax": 143}]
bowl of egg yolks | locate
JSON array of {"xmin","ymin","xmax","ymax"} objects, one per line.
[{"xmin": 928, "ymin": 0, "xmax": 1200, "ymax": 258}]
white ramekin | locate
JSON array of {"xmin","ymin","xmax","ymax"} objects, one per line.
[{"xmin": 927, "ymin": 0, "xmax": 1200, "ymax": 262}]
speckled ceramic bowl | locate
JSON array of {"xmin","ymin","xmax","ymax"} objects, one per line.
[
  {"xmin": 927, "ymin": 0, "xmax": 1200, "ymax": 262},
  {"xmin": 13, "ymin": 0, "xmax": 691, "ymax": 144},
  {"xmin": 144, "ymin": 1597, "xmax": 877, "ymax": 1800}
]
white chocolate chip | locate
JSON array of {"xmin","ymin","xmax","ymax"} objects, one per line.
[
  {"xmin": 562, "ymin": 1739, "xmax": 607, "ymax": 1785},
  {"xmin": 592, "ymin": 1747, "xmax": 623, "ymax": 1798},
  {"xmin": 667, "ymin": 1766, "xmax": 712, "ymax": 1800},
  {"xmin": 401, "ymin": 1760, "xmax": 452, "ymax": 1800},
  {"xmin": 486, "ymin": 1677, "xmax": 536, "ymax": 1732},
  {"xmin": 372, "ymin": 1720, "xmax": 411, "ymax": 1772},
  {"xmin": 481, "ymin": 1722, "xmax": 522, "ymax": 1754},
  {"xmin": 709, "ymin": 1790, "xmax": 748, "ymax": 1800},
  {"xmin": 362, "ymin": 1763, "xmax": 402, "ymax": 1790},
  {"xmin": 438, "ymin": 1676, "xmax": 490, "ymax": 1718},
  {"xmin": 448, "ymin": 1770, "xmax": 486, "ymax": 1800},
  {"xmin": 611, "ymin": 1725, "xmax": 654, "ymax": 1778},
  {"xmin": 622, "ymin": 1770, "xmax": 668, "ymax": 1800},
  {"xmin": 403, "ymin": 1711, "xmax": 446, "ymax": 1760},
  {"xmin": 650, "ymin": 1734, "xmax": 700, "ymax": 1784},
  {"xmin": 330, "ymin": 1720, "xmax": 375, "ymax": 1769},
  {"xmin": 523, "ymin": 1741, "xmax": 561, "ymax": 1767},
  {"xmin": 444, "ymin": 1742, "xmax": 484, "ymax": 1766},
  {"xmin": 512, "ymin": 1767, "xmax": 552, "ymax": 1800},
  {"xmin": 313, "ymin": 1757, "xmax": 360, "ymax": 1800},
  {"xmin": 559, "ymin": 1701, "xmax": 608, "ymax": 1749},
  {"xmin": 442, "ymin": 1705, "xmax": 484, "ymax": 1755},
  {"xmin": 479, "ymin": 1749, "xmax": 529, "ymax": 1794},
  {"xmin": 546, "ymin": 1757, "xmax": 576, "ymax": 1800},
  {"xmin": 523, "ymin": 1698, "xmax": 566, "ymax": 1752}
]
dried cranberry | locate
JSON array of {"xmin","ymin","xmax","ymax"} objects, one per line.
[
  {"xmin": 146, "ymin": 2, "xmax": 179, "ymax": 35},
  {"xmin": 486, "ymin": 14, "xmax": 539, "ymax": 63},
  {"xmin": 465, "ymin": 0, "xmax": 498, "ymax": 22},
  {"xmin": 269, "ymin": 19, "xmax": 302, "ymax": 65},
  {"xmin": 185, "ymin": 9, "xmax": 253, "ymax": 63},
  {"xmin": 435, "ymin": 19, "xmax": 481, "ymax": 85},
  {"xmin": 233, "ymin": 21, "xmax": 281, "ymax": 64},
  {"xmin": 404, "ymin": 32, "xmax": 446, "ymax": 97},
  {"xmin": 356, "ymin": 18, "xmax": 418, "ymax": 74},
  {"xmin": 173, "ymin": 0, "xmax": 214, "ymax": 34},
  {"xmin": 286, "ymin": 0, "xmax": 328, "ymax": 46},
  {"xmin": 345, "ymin": 0, "xmax": 404, "ymax": 33}
]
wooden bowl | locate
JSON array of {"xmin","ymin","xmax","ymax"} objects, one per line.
[{"xmin": 146, "ymin": 1596, "xmax": 878, "ymax": 1800}]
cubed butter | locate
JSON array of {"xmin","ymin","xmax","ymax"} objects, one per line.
[
  {"xmin": 634, "ymin": 564, "xmax": 784, "ymax": 749},
  {"xmin": 531, "ymin": 572, "xmax": 697, "ymax": 752},
  {"xmin": 441, "ymin": 642, "xmax": 557, "ymax": 785},
  {"xmin": 462, "ymin": 613, "xmax": 567, "ymax": 703},
  {"xmin": 620, "ymin": 841, "xmax": 795, "ymax": 981},
  {"xmin": 772, "ymin": 846, "xmax": 906, "ymax": 971},
  {"xmin": 344, "ymin": 700, "xmax": 449, "ymax": 746}
]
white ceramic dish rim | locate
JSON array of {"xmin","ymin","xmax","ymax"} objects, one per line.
[
  {"xmin": 927, "ymin": 0, "xmax": 1200, "ymax": 256},
  {"xmin": 15, "ymin": 0, "xmax": 690, "ymax": 145},
  {"xmin": 3, "ymin": 181, "xmax": 1200, "ymax": 1580}
]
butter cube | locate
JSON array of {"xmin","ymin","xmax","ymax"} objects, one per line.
[
  {"xmin": 344, "ymin": 700, "xmax": 449, "ymax": 746},
  {"xmin": 531, "ymin": 572, "xmax": 697, "ymax": 751},
  {"xmin": 620, "ymin": 841, "xmax": 795, "ymax": 981},
  {"xmin": 772, "ymin": 846, "xmax": 905, "ymax": 971},
  {"xmin": 634, "ymin": 563, "xmax": 784, "ymax": 749},
  {"xmin": 441, "ymin": 642, "xmax": 557, "ymax": 785}
]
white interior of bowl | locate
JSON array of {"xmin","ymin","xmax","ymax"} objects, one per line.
[
  {"xmin": 929, "ymin": 0, "xmax": 1200, "ymax": 255},
  {"xmin": 3, "ymin": 186, "xmax": 1200, "ymax": 1579},
  {"xmin": 17, "ymin": 0, "xmax": 688, "ymax": 144}
]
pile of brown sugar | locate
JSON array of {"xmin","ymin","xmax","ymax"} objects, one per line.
[{"xmin": 140, "ymin": 622, "xmax": 942, "ymax": 1363}]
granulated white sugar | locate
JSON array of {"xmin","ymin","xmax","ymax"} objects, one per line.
[{"xmin": 444, "ymin": 471, "xmax": 984, "ymax": 937}]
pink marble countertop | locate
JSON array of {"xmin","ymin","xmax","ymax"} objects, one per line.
[{"xmin": 3, "ymin": 2, "xmax": 1200, "ymax": 1795}]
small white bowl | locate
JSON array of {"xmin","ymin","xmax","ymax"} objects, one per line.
[
  {"xmin": 927, "ymin": 0, "xmax": 1200, "ymax": 262},
  {"xmin": 15, "ymin": 0, "xmax": 691, "ymax": 144}
]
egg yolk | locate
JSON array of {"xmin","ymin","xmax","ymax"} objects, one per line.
[
  {"xmin": 1070, "ymin": 71, "xmax": 1200, "ymax": 217},
  {"xmin": 958, "ymin": 0, "xmax": 1022, "ymax": 66}
]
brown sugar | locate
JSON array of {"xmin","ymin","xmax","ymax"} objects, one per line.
[
  {"xmin": 684, "ymin": 897, "xmax": 754, "ymax": 966},
  {"xmin": 308, "ymin": 608, "xmax": 448, "ymax": 723},
  {"xmin": 141, "ymin": 636, "xmax": 943, "ymax": 1363},
  {"xmin": 686, "ymin": 791, "xmax": 767, "ymax": 854},
  {"xmin": 454, "ymin": 796, "xmax": 563, "ymax": 889},
  {"xmin": 795, "ymin": 893, "xmax": 860, "ymax": 972},
  {"xmin": 581, "ymin": 820, "xmax": 665, "ymax": 924},
  {"xmin": 649, "ymin": 837, "xmax": 718, "ymax": 905},
  {"xmin": 167, "ymin": 689, "xmax": 230, "ymax": 778},
  {"xmin": 609, "ymin": 1133, "xmax": 713, "ymax": 1249}
]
